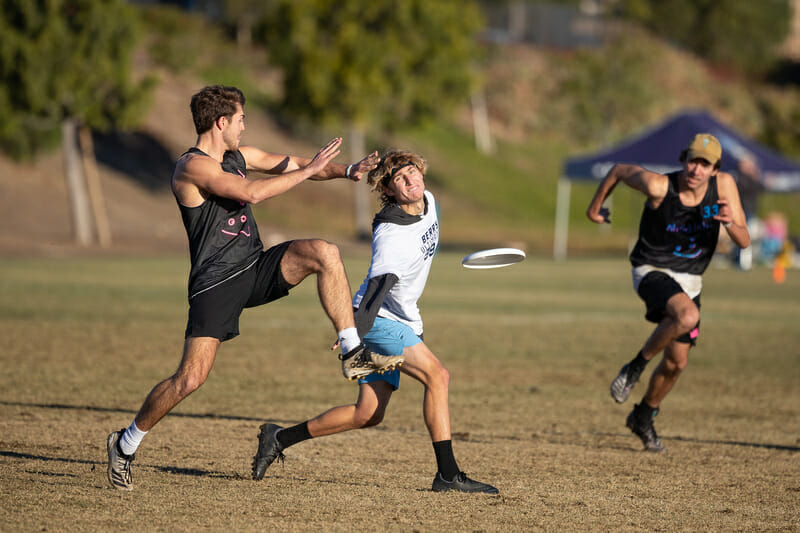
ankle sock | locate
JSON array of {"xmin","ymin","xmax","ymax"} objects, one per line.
[
  {"xmin": 119, "ymin": 420, "xmax": 147, "ymax": 456},
  {"xmin": 634, "ymin": 400, "xmax": 658, "ymax": 421},
  {"xmin": 276, "ymin": 422, "xmax": 312, "ymax": 449},
  {"xmin": 338, "ymin": 328, "xmax": 360, "ymax": 355},
  {"xmin": 433, "ymin": 440, "xmax": 460, "ymax": 481},
  {"xmin": 631, "ymin": 350, "xmax": 649, "ymax": 372}
]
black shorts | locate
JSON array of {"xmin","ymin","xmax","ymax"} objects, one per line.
[
  {"xmin": 637, "ymin": 271, "xmax": 701, "ymax": 345},
  {"xmin": 185, "ymin": 241, "xmax": 294, "ymax": 342}
]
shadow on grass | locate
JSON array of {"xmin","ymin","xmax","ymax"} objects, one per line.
[{"xmin": 3, "ymin": 401, "xmax": 798, "ymax": 454}]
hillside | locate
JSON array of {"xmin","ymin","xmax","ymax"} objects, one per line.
[{"xmin": 2, "ymin": 31, "xmax": 799, "ymax": 258}]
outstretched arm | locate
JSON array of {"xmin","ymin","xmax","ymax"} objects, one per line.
[
  {"xmin": 241, "ymin": 144, "xmax": 379, "ymax": 182},
  {"xmin": 586, "ymin": 163, "xmax": 668, "ymax": 224},
  {"xmin": 177, "ymin": 138, "xmax": 341, "ymax": 205}
]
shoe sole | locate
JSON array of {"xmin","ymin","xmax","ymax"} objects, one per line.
[{"xmin": 344, "ymin": 361, "xmax": 403, "ymax": 381}]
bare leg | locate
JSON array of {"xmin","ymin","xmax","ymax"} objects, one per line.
[
  {"xmin": 280, "ymin": 239, "xmax": 355, "ymax": 333},
  {"xmin": 399, "ymin": 343, "xmax": 451, "ymax": 442},
  {"xmin": 644, "ymin": 341, "xmax": 690, "ymax": 408},
  {"xmin": 307, "ymin": 381, "xmax": 393, "ymax": 437},
  {"xmin": 134, "ymin": 336, "xmax": 220, "ymax": 431},
  {"xmin": 641, "ymin": 292, "xmax": 699, "ymax": 360}
]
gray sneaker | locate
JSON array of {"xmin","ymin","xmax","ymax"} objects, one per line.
[
  {"xmin": 626, "ymin": 407, "xmax": 666, "ymax": 452},
  {"xmin": 432, "ymin": 472, "xmax": 499, "ymax": 494},
  {"xmin": 106, "ymin": 429, "xmax": 134, "ymax": 491},
  {"xmin": 610, "ymin": 362, "xmax": 644, "ymax": 404},
  {"xmin": 339, "ymin": 344, "xmax": 404, "ymax": 381},
  {"xmin": 252, "ymin": 423, "xmax": 285, "ymax": 480}
]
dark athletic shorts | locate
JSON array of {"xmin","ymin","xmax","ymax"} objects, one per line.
[
  {"xmin": 636, "ymin": 270, "xmax": 701, "ymax": 345},
  {"xmin": 185, "ymin": 241, "xmax": 293, "ymax": 342}
]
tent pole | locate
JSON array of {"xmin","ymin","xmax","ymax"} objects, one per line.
[{"xmin": 553, "ymin": 178, "xmax": 571, "ymax": 261}]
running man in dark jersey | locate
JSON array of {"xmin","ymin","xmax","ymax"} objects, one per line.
[
  {"xmin": 586, "ymin": 133, "xmax": 750, "ymax": 452},
  {"xmin": 106, "ymin": 85, "xmax": 402, "ymax": 491}
]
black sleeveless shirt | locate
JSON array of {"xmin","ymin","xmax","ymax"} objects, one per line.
[
  {"xmin": 629, "ymin": 171, "xmax": 720, "ymax": 275},
  {"xmin": 176, "ymin": 148, "xmax": 263, "ymax": 298}
]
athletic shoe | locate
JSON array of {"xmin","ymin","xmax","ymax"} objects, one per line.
[
  {"xmin": 106, "ymin": 429, "xmax": 134, "ymax": 491},
  {"xmin": 431, "ymin": 472, "xmax": 499, "ymax": 494},
  {"xmin": 252, "ymin": 423, "xmax": 285, "ymax": 480},
  {"xmin": 610, "ymin": 362, "xmax": 645, "ymax": 404},
  {"xmin": 339, "ymin": 344, "xmax": 404, "ymax": 381},
  {"xmin": 626, "ymin": 407, "xmax": 666, "ymax": 452}
]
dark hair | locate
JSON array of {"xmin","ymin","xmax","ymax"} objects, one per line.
[
  {"xmin": 190, "ymin": 85, "xmax": 245, "ymax": 135},
  {"xmin": 367, "ymin": 150, "xmax": 427, "ymax": 206}
]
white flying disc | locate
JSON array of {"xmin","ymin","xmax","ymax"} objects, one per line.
[{"xmin": 461, "ymin": 248, "xmax": 526, "ymax": 269}]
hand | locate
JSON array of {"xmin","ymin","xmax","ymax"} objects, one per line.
[
  {"xmin": 306, "ymin": 138, "xmax": 343, "ymax": 175},
  {"xmin": 346, "ymin": 151, "xmax": 380, "ymax": 182},
  {"xmin": 713, "ymin": 198, "xmax": 733, "ymax": 227},
  {"xmin": 586, "ymin": 205, "xmax": 611, "ymax": 224},
  {"xmin": 330, "ymin": 339, "xmax": 340, "ymax": 351}
]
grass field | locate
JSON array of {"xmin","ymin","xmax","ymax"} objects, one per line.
[{"xmin": 1, "ymin": 252, "xmax": 798, "ymax": 531}]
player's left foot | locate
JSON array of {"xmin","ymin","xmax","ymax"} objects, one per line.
[
  {"xmin": 106, "ymin": 429, "xmax": 135, "ymax": 491},
  {"xmin": 626, "ymin": 407, "xmax": 666, "ymax": 452},
  {"xmin": 431, "ymin": 472, "xmax": 499, "ymax": 494},
  {"xmin": 252, "ymin": 423, "xmax": 285, "ymax": 480}
]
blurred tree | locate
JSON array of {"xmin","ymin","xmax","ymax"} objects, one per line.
[
  {"xmin": 617, "ymin": 0, "xmax": 791, "ymax": 75},
  {"xmin": 0, "ymin": 0, "xmax": 153, "ymax": 245},
  {"xmin": 258, "ymin": 0, "xmax": 485, "ymax": 237}
]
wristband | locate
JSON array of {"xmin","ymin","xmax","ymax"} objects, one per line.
[{"xmin": 345, "ymin": 164, "xmax": 353, "ymax": 179}]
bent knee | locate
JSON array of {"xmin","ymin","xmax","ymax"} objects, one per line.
[
  {"xmin": 354, "ymin": 408, "xmax": 384, "ymax": 428},
  {"xmin": 173, "ymin": 372, "xmax": 207, "ymax": 398}
]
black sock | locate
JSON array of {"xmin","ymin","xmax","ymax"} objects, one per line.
[
  {"xmin": 634, "ymin": 400, "xmax": 657, "ymax": 421},
  {"xmin": 433, "ymin": 440, "xmax": 460, "ymax": 481},
  {"xmin": 276, "ymin": 422, "xmax": 312, "ymax": 449},
  {"xmin": 630, "ymin": 350, "xmax": 649, "ymax": 372}
]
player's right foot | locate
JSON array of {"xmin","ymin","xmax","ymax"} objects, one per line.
[
  {"xmin": 432, "ymin": 472, "xmax": 499, "ymax": 494},
  {"xmin": 339, "ymin": 344, "xmax": 403, "ymax": 381},
  {"xmin": 106, "ymin": 429, "xmax": 134, "ymax": 491},
  {"xmin": 626, "ymin": 407, "xmax": 666, "ymax": 452},
  {"xmin": 252, "ymin": 423, "xmax": 285, "ymax": 480},
  {"xmin": 610, "ymin": 362, "xmax": 644, "ymax": 403}
]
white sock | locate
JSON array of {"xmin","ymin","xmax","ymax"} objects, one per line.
[
  {"xmin": 119, "ymin": 420, "xmax": 148, "ymax": 456},
  {"xmin": 337, "ymin": 327, "xmax": 361, "ymax": 354}
]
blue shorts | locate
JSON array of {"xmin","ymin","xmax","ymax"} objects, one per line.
[{"xmin": 358, "ymin": 317, "xmax": 422, "ymax": 390}]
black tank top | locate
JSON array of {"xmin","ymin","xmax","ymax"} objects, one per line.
[
  {"xmin": 629, "ymin": 171, "xmax": 720, "ymax": 275},
  {"xmin": 176, "ymin": 148, "xmax": 263, "ymax": 297}
]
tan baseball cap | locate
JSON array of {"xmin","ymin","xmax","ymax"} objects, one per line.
[{"xmin": 684, "ymin": 133, "xmax": 721, "ymax": 164}]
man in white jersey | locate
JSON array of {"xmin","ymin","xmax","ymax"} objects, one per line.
[{"xmin": 251, "ymin": 150, "xmax": 499, "ymax": 494}]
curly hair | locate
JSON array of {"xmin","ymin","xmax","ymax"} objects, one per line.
[
  {"xmin": 190, "ymin": 85, "xmax": 246, "ymax": 135},
  {"xmin": 367, "ymin": 150, "xmax": 427, "ymax": 206}
]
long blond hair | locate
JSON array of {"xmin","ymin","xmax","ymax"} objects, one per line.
[{"xmin": 367, "ymin": 150, "xmax": 428, "ymax": 206}]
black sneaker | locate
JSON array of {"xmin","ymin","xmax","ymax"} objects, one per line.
[
  {"xmin": 252, "ymin": 423, "xmax": 285, "ymax": 480},
  {"xmin": 106, "ymin": 428, "xmax": 135, "ymax": 491},
  {"xmin": 610, "ymin": 362, "xmax": 645, "ymax": 404},
  {"xmin": 626, "ymin": 406, "xmax": 666, "ymax": 452},
  {"xmin": 431, "ymin": 472, "xmax": 499, "ymax": 495},
  {"xmin": 339, "ymin": 344, "xmax": 404, "ymax": 381}
]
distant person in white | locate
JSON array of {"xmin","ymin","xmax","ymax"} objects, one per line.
[{"xmin": 249, "ymin": 150, "xmax": 499, "ymax": 494}]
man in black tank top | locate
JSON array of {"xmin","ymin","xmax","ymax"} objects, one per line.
[
  {"xmin": 105, "ymin": 85, "xmax": 403, "ymax": 491},
  {"xmin": 586, "ymin": 133, "xmax": 750, "ymax": 453}
]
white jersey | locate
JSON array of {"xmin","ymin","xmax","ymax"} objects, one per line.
[{"xmin": 353, "ymin": 190, "xmax": 439, "ymax": 335}]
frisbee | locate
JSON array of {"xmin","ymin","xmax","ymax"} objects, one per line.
[{"xmin": 461, "ymin": 247, "xmax": 526, "ymax": 269}]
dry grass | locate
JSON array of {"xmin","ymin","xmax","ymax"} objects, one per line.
[{"xmin": 1, "ymin": 253, "xmax": 798, "ymax": 531}]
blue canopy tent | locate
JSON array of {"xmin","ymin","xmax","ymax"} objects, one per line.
[{"xmin": 554, "ymin": 109, "xmax": 800, "ymax": 260}]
